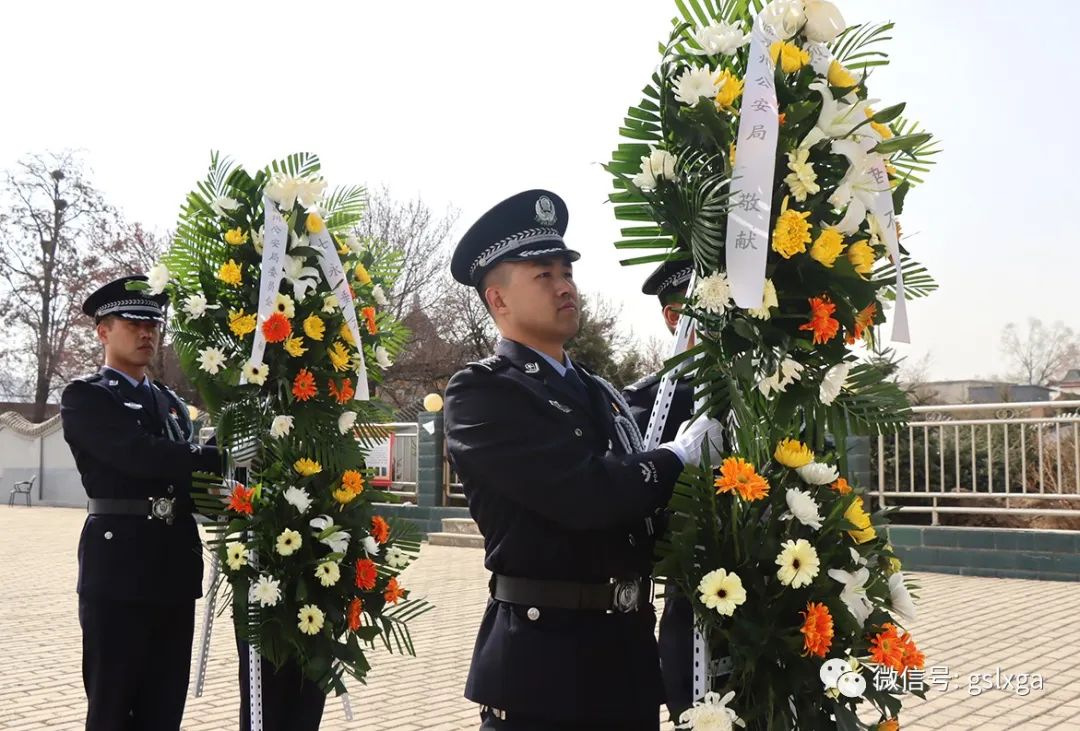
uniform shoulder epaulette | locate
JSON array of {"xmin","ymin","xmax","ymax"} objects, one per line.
[
  {"xmin": 623, "ymin": 373, "xmax": 660, "ymax": 393},
  {"xmin": 468, "ymin": 355, "xmax": 510, "ymax": 372},
  {"xmin": 73, "ymin": 373, "xmax": 104, "ymax": 384}
]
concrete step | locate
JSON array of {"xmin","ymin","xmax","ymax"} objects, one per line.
[
  {"xmin": 442, "ymin": 517, "xmax": 481, "ymax": 535},
  {"xmin": 427, "ymin": 531, "xmax": 485, "ymax": 548}
]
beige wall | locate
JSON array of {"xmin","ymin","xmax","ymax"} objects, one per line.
[{"xmin": 0, "ymin": 414, "xmax": 85, "ymax": 507}]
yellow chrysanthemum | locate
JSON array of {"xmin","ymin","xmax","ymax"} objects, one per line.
[
  {"xmin": 303, "ymin": 314, "xmax": 326, "ymax": 341},
  {"xmin": 729, "ymin": 142, "xmax": 737, "ymax": 167},
  {"xmin": 865, "ymin": 107, "xmax": 894, "ymax": 139},
  {"xmin": 769, "ymin": 40, "xmax": 810, "ymax": 74},
  {"xmin": 228, "ymin": 310, "xmax": 257, "ymax": 338},
  {"xmin": 294, "ymin": 458, "xmax": 322, "ymax": 477},
  {"xmin": 810, "ymin": 228, "xmax": 846, "ymax": 268},
  {"xmin": 328, "ymin": 341, "xmax": 352, "ymax": 372},
  {"xmin": 339, "ymin": 322, "xmax": 355, "ymax": 346},
  {"xmin": 847, "ymin": 240, "xmax": 876, "ymax": 276},
  {"xmin": 845, "ymin": 496, "xmax": 877, "ymax": 544},
  {"xmin": 283, "ymin": 336, "xmax": 307, "ymax": 358},
  {"xmin": 332, "ymin": 487, "xmax": 358, "ymax": 505},
  {"xmin": 714, "ymin": 69, "xmax": 744, "ymax": 110},
  {"xmin": 771, "ymin": 198, "xmax": 812, "ymax": 258},
  {"xmin": 217, "ymin": 259, "xmax": 242, "ymax": 287},
  {"xmin": 224, "ymin": 228, "xmax": 248, "ymax": 246},
  {"xmin": 305, "ymin": 211, "xmax": 324, "ymax": 234},
  {"xmin": 774, "ymin": 438, "xmax": 814, "ymax": 469},
  {"xmin": 827, "ymin": 60, "xmax": 857, "ymax": 89},
  {"xmin": 354, "ymin": 263, "xmax": 372, "ymax": 286}
]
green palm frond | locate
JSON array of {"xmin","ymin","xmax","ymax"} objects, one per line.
[
  {"xmin": 888, "ymin": 118, "xmax": 941, "ymax": 186},
  {"xmin": 375, "ymin": 598, "xmax": 434, "ymax": 656},
  {"xmin": 873, "ymin": 255, "xmax": 938, "ymax": 299},
  {"xmin": 829, "ymin": 22, "xmax": 894, "ymax": 71},
  {"xmin": 324, "ymin": 185, "xmax": 368, "ymax": 232},
  {"xmin": 829, "ymin": 363, "xmax": 911, "ymax": 436},
  {"xmin": 267, "ymin": 152, "xmax": 322, "ymax": 179}
]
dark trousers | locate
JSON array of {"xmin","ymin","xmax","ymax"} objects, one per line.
[
  {"xmin": 237, "ymin": 636, "xmax": 327, "ymax": 731},
  {"xmin": 479, "ymin": 709, "xmax": 659, "ymax": 730},
  {"xmin": 658, "ymin": 590, "xmax": 695, "ymax": 723},
  {"xmin": 79, "ymin": 597, "xmax": 195, "ymax": 731}
]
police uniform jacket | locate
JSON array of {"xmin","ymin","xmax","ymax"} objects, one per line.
[
  {"xmin": 444, "ymin": 338, "xmax": 684, "ymax": 724},
  {"xmin": 61, "ymin": 368, "xmax": 220, "ymax": 602}
]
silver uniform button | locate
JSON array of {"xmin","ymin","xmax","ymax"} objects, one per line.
[
  {"xmin": 167, "ymin": 485, "xmax": 175, "ymax": 495},
  {"xmin": 104, "ymin": 531, "xmax": 114, "ymax": 540},
  {"xmin": 574, "ymin": 428, "xmax": 583, "ymax": 437},
  {"xmin": 527, "ymin": 607, "xmax": 540, "ymax": 621}
]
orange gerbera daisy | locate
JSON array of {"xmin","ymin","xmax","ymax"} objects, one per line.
[
  {"xmin": 714, "ymin": 457, "xmax": 770, "ymax": 501},
  {"xmin": 846, "ymin": 302, "xmax": 878, "ymax": 345},
  {"xmin": 799, "ymin": 296, "xmax": 840, "ymax": 345},
  {"xmin": 341, "ymin": 470, "xmax": 365, "ymax": 495},
  {"xmin": 361, "ymin": 306, "xmax": 377, "ymax": 335},
  {"xmin": 355, "ymin": 558, "xmax": 377, "ymax": 590},
  {"xmin": 900, "ymin": 633, "xmax": 925, "ymax": 671},
  {"xmin": 800, "ymin": 601, "xmax": 834, "ymax": 658},
  {"xmin": 869, "ymin": 623, "xmax": 906, "ymax": 671},
  {"xmin": 292, "ymin": 368, "xmax": 317, "ymax": 401},
  {"xmin": 383, "ymin": 577, "xmax": 406, "ymax": 605},
  {"xmin": 227, "ymin": 483, "xmax": 255, "ymax": 515},
  {"xmin": 830, "ymin": 477, "xmax": 853, "ymax": 495},
  {"xmin": 347, "ymin": 597, "xmax": 363, "ymax": 631},
  {"xmin": 371, "ymin": 515, "xmax": 390, "ymax": 544},
  {"xmin": 876, "ymin": 720, "xmax": 899, "ymax": 731},
  {"xmin": 262, "ymin": 313, "xmax": 292, "ymax": 344},
  {"xmin": 328, "ymin": 377, "xmax": 355, "ymax": 404}
]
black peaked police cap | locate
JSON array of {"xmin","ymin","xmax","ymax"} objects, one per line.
[
  {"xmin": 81, "ymin": 275, "xmax": 168, "ymax": 324},
  {"xmin": 451, "ymin": 189, "xmax": 579, "ymax": 287},
  {"xmin": 642, "ymin": 258, "xmax": 693, "ymax": 303}
]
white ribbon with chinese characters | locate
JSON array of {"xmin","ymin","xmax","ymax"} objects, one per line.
[
  {"xmin": 807, "ymin": 44, "xmax": 910, "ymax": 343},
  {"xmin": 306, "ymin": 224, "xmax": 370, "ymax": 400},
  {"xmin": 725, "ymin": 14, "xmax": 780, "ymax": 309}
]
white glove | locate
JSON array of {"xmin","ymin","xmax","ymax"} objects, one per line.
[{"xmin": 660, "ymin": 416, "xmax": 724, "ymax": 467}]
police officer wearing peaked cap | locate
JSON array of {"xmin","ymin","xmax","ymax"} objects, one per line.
[
  {"xmin": 444, "ymin": 190, "xmax": 724, "ymax": 730},
  {"xmin": 60, "ymin": 275, "xmax": 221, "ymax": 731}
]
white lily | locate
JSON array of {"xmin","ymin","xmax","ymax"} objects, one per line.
[
  {"xmin": 888, "ymin": 572, "xmax": 918, "ymax": 624},
  {"xmin": 309, "ymin": 515, "xmax": 351, "ymax": 554},
  {"xmin": 757, "ymin": 357, "xmax": 804, "ymax": 399},
  {"xmin": 828, "ymin": 138, "xmax": 887, "ymax": 235},
  {"xmin": 375, "ymin": 346, "xmax": 393, "ymax": 369},
  {"xmin": 829, "ymin": 567, "xmax": 874, "ymax": 626},
  {"xmin": 265, "ymin": 173, "xmax": 326, "ymax": 211},
  {"xmin": 283, "ymin": 255, "xmax": 320, "ymax": 302},
  {"xmin": 759, "ymin": 0, "xmax": 805, "ymax": 39},
  {"xmin": 801, "ymin": 82, "xmax": 876, "ymax": 150},
  {"xmin": 362, "ymin": 536, "xmax": 380, "ymax": 556}
]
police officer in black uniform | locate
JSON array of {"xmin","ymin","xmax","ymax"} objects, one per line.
[
  {"xmin": 622, "ymin": 260, "xmax": 698, "ymax": 723},
  {"xmin": 444, "ymin": 191, "xmax": 723, "ymax": 731},
  {"xmin": 60, "ymin": 275, "xmax": 221, "ymax": 731}
]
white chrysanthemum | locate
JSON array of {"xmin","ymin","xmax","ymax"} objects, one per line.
[
  {"xmin": 275, "ymin": 528, "xmax": 302, "ymax": 556},
  {"xmin": 210, "ymin": 195, "xmax": 240, "ymax": 217},
  {"xmin": 888, "ymin": 572, "xmax": 917, "ymax": 625},
  {"xmin": 689, "ymin": 21, "xmax": 750, "ymax": 56},
  {"xmin": 182, "ymin": 293, "xmax": 216, "ymax": 319},
  {"xmin": 225, "ymin": 541, "xmax": 249, "ymax": 571},
  {"xmin": 674, "ymin": 66, "xmax": 721, "ymax": 106},
  {"xmin": 784, "ymin": 148, "xmax": 821, "ymax": 203},
  {"xmin": 759, "ymin": 0, "xmax": 806, "ymax": 39},
  {"xmin": 775, "ymin": 538, "xmax": 820, "ymax": 588},
  {"xmin": 819, "ymin": 361, "xmax": 852, "ymax": 405},
  {"xmin": 677, "ymin": 690, "xmax": 745, "ymax": 730},
  {"xmin": 265, "ymin": 173, "xmax": 326, "ymax": 211},
  {"xmin": 314, "ymin": 561, "xmax": 341, "ymax": 588},
  {"xmin": 375, "ymin": 346, "xmax": 393, "ymax": 369},
  {"xmin": 697, "ymin": 568, "xmax": 746, "ymax": 617},
  {"xmin": 632, "ymin": 149, "xmax": 678, "ymax": 191},
  {"xmin": 695, "ymin": 272, "xmax": 733, "ymax": 315},
  {"xmin": 249, "ymin": 575, "xmax": 282, "ymax": 607},
  {"xmin": 146, "ymin": 263, "xmax": 170, "ymax": 295},
  {"xmin": 269, "ymin": 415, "xmax": 294, "ymax": 439},
  {"xmin": 362, "ymin": 536, "xmax": 380, "ymax": 556},
  {"xmin": 796, "ymin": 461, "xmax": 840, "ymax": 485},
  {"xmin": 372, "ymin": 284, "xmax": 389, "ymax": 307},
  {"xmin": 283, "ymin": 486, "xmax": 311, "ymax": 514},
  {"xmin": 757, "ymin": 357, "xmax": 804, "ymax": 398},
  {"xmin": 197, "ymin": 347, "xmax": 226, "ymax": 375},
  {"xmin": 296, "ymin": 604, "xmax": 325, "ymax": 635},
  {"xmin": 345, "ymin": 233, "xmax": 364, "ymax": 254},
  {"xmin": 274, "ymin": 292, "xmax": 295, "ymax": 319},
  {"xmin": 385, "ymin": 545, "xmax": 409, "ymax": 569},
  {"xmin": 747, "ymin": 278, "xmax": 778, "ymax": 320},
  {"xmin": 829, "ymin": 567, "xmax": 873, "ymax": 625},
  {"xmin": 243, "ymin": 360, "xmax": 269, "ymax": 386},
  {"xmin": 785, "ymin": 487, "xmax": 824, "ymax": 529},
  {"xmin": 338, "ymin": 411, "xmax": 358, "ymax": 435},
  {"xmin": 803, "ymin": 0, "xmax": 846, "ymax": 43}
]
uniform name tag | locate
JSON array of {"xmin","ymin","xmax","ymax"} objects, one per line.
[
  {"xmin": 549, "ymin": 400, "xmax": 572, "ymax": 413},
  {"xmin": 123, "ymin": 402, "xmax": 144, "ymax": 410}
]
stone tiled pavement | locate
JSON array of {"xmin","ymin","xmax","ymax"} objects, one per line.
[{"xmin": 2, "ymin": 506, "xmax": 1079, "ymax": 731}]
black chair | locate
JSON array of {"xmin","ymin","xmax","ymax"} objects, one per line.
[{"xmin": 8, "ymin": 475, "xmax": 35, "ymax": 506}]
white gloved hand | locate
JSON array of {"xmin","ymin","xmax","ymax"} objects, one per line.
[{"xmin": 660, "ymin": 416, "xmax": 725, "ymax": 467}]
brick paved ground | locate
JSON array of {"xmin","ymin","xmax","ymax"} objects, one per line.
[{"xmin": 2, "ymin": 506, "xmax": 1079, "ymax": 730}]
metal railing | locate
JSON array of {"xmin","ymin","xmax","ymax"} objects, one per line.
[{"xmin": 873, "ymin": 400, "xmax": 1080, "ymax": 525}]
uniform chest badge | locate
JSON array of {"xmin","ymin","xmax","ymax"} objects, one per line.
[
  {"xmin": 549, "ymin": 400, "xmax": 572, "ymax": 413},
  {"xmin": 123, "ymin": 401, "xmax": 144, "ymax": 410},
  {"xmin": 524, "ymin": 362, "xmax": 540, "ymax": 374}
]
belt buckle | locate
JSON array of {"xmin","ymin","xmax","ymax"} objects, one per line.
[
  {"xmin": 612, "ymin": 579, "xmax": 641, "ymax": 613},
  {"xmin": 149, "ymin": 497, "xmax": 176, "ymax": 525}
]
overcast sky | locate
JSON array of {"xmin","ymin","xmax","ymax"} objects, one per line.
[{"xmin": 2, "ymin": 0, "xmax": 1076, "ymax": 381}]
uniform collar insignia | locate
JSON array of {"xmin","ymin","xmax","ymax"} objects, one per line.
[
  {"xmin": 524, "ymin": 362, "xmax": 540, "ymax": 375},
  {"xmin": 107, "ymin": 379, "xmax": 119, "ymax": 387}
]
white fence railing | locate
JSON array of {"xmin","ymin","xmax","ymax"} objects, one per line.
[{"xmin": 873, "ymin": 400, "xmax": 1080, "ymax": 525}]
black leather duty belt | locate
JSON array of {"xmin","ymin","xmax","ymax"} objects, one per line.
[
  {"xmin": 491, "ymin": 574, "xmax": 651, "ymax": 613},
  {"xmin": 88, "ymin": 497, "xmax": 185, "ymax": 525}
]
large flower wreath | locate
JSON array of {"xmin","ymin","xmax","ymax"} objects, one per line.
[
  {"xmin": 142, "ymin": 152, "xmax": 428, "ymax": 694},
  {"xmin": 607, "ymin": 1, "xmax": 939, "ymax": 729}
]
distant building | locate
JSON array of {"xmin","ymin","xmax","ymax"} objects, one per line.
[
  {"xmin": 909, "ymin": 380, "xmax": 1055, "ymax": 405},
  {"xmin": 1050, "ymin": 368, "xmax": 1080, "ymax": 395}
]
